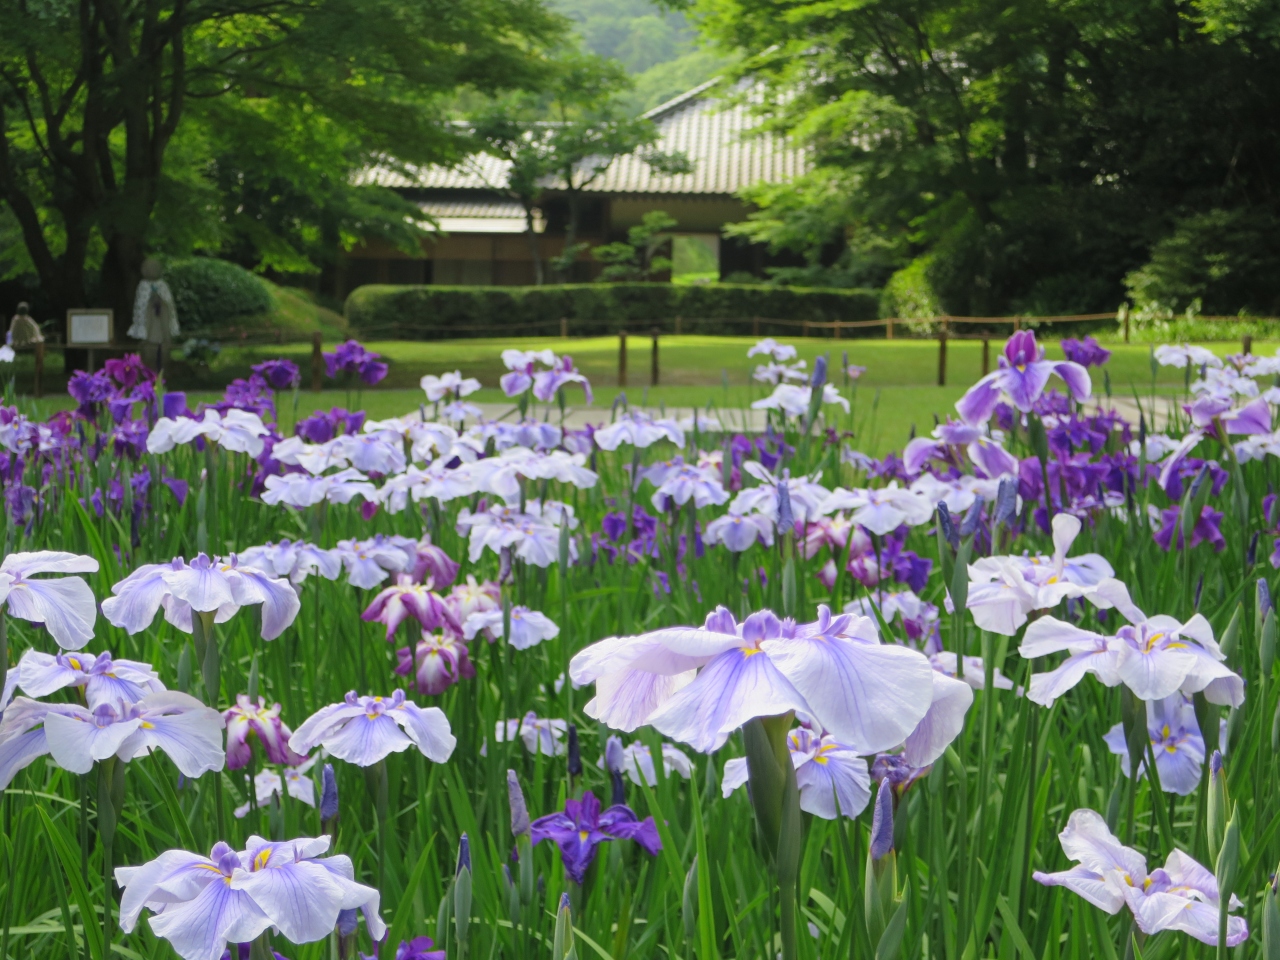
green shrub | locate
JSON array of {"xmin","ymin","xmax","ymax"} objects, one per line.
[
  {"xmin": 165, "ymin": 258, "xmax": 272, "ymax": 332},
  {"xmin": 344, "ymin": 283, "xmax": 882, "ymax": 338}
]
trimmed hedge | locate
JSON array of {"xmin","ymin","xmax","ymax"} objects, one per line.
[
  {"xmin": 166, "ymin": 258, "xmax": 272, "ymax": 332},
  {"xmin": 344, "ymin": 283, "xmax": 882, "ymax": 339}
]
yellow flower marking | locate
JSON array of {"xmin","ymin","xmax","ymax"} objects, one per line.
[
  {"xmin": 579, "ymin": 830, "xmax": 590, "ymax": 842},
  {"xmin": 254, "ymin": 848, "xmax": 273, "ymax": 871}
]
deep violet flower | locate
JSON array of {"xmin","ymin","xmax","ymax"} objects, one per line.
[
  {"xmin": 1151, "ymin": 504, "xmax": 1226, "ymax": 553},
  {"xmin": 958, "ymin": 330, "xmax": 1091, "ymax": 421},
  {"xmin": 530, "ymin": 790, "xmax": 661, "ymax": 883},
  {"xmin": 1060, "ymin": 336, "xmax": 1112, "ymax": 368},
  {"xmin": 252, "ymin": 359, "xmax": 302, "ymax": 391},
  {"xmin": 324, "ymin": 340, "xmax": 388, "ymax": 385},
  {"xmin": 362, "ymin": 576, "xmax": 460, "ymax": 641}
]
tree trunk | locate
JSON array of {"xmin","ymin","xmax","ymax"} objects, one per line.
[{"xmin": 523, "ymin": 202, "xmax": 543, "ymax": 285}]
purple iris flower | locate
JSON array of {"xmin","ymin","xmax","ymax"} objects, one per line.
[
  {"xmin": 67, "ymin": 370, "xmax": 115, "ymax": 417},
  {"xmin": 958, "ymin": 330, "xmax": 1091, "ymax": 421},
  {"xmin": 252, "ymin": 359, "xmax": 302, "ymax": 390},
  {"xmin": 295, "ymin": 407, "xmax": 365, "ymax": 444},
  {"xmin": 9, "ymin": 648, "xmax": 163, "ymax": 710},
  {"xmin": 289, "ymin": 690, "xmax": 456, "ymax": 766},
  {"xmin": 359, "ymin": 938, "xmax": 446, "ymax": 960},
  {"xmin": 532, "ymin": 355, "xmax": 592, "ymax": 404},
  {"xmin": 1102, "ymin": 695, "xmax": 1206, "ymax": 795},
  {"xmin": 324, "ymin": 340, "xmax": 388, "ymax": 385},
  {"xmin": 224, "ymin": 694, "xmax": 307, "ymax": 770},
  {"xmin": 1153, "ymin": 505, "xmax": 1226, "ymax": 553},
  {"xmin": 410, "ymin": 538, "xmax": 460, "ymax": 590},
  {"xmin": 6, "ymin": 485, "xmax": 36, "ymax": 528},
  {"xmin": 1060, "ymin": 336, "xmax": 1112, "ymax": 368},
  {"xmin": 163, "ymin": 391, "xmax": 193, "ymax": 420},
  {"xmin": 103, "ymin": 355, "xmax": 155, "ymax": 390},
  {"xmin": 362, "ymin": 575, "xmax": 460, "ymax": 641},
  {"xmin": 530, "ymin": 791, "xmax": 662, "ymax": 883},
  {"xmin": 395, "ymin": 634, "xmax": 477, "ymax": 696}
]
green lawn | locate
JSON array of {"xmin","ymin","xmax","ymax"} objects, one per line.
[{"xmin": 15, "ymin": 335, "xmax": 1257, "ymax": 455}]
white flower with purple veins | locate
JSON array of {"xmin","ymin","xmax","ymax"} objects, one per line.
[
  {"xmin": 463, "ymin": 606, "xmax": 559, "ymax": 650},
  {"xmin": 237, "ymin": 539, "xmax": 343, "ymax": 585},
  {"xmin": 0, "ymin": 691, "xmax": 224, "ymax": 789},
  {"xmin": 650, "ymin": 462, "xmax": 729, "ymax": 511},
  {"xmin": 333, "ymin": 535, "xmax": 415, "ymax": 589},
  {"xmin": 533, "ymin": 355, "xmax": 592, "ymax": 403},
  {"xmin": 926, "ymin": 651, "xmax": 1016, "ymax": 692},
  {"xmin": 333, "ymin": 430, "xmax": 408, "ymax": 475},
  {"xmin": 819, "ymin": 483, "xmax": 933, "ymax": 536},
  {"xmin": 260, "ymin": 469, "xmax": 377, "ymax": 508},
  {"xmin": 101, "ymin": 554, "xmax": 302, "ymax": 641},
  {"xmin": 751, "ymin": 383, "xmax": 850, "ymax": 416},
  {"xmin": 4, "ymin": 649, "xmax": 163, "ymax": 710},
  {"xmin": 289, "ymin": 690, "xmax": 456, "ymax": 767},
  {"xmin": 442, "ymin": 400, "xmax": 482, "ymax": 423},
  {"xmin": 482, "ymin": 419, "xmax": 564, "ymax": 452},
  {"xmin": 908, "ymin": 473, "xmax": 1003, "ymax": 515},
  {"xmin": 677, "ymin": 412, "xmax": 723, "ymax": 432},
  {"xmin": 570, "ymin": 605, "xmax": 947, "ymax": 757},
  {"xmin": 116, "ymin": 835, "xmax": 386, "ymax": 960},
  {"xmin": 1102, "ymin": 695, "xmax": 1205, "ymax": 795},
  {"xmin": 594, "ymin": 411, "xmax": 685, "ymax": 451},
  {"xmin": 455, "ymin": 502, "xmax": 576, "ymax": 567},
  {"xmin": 963, "ymin": 514, "xmax": 1113, "ymax": 636},
  {"xmin": 957, "ymin": 330, "xmax": 1090, "ymax": 423},
  {"xmin": 1153, "ymin": 344, "xmax": 1223, "ymax": 369},
  {"xmin": 499, "ymin": 348, "xmax": 558, "ymax": 396},
  {"xmin": 270, "ymin": 436, "xmax": 351, "ymax": 475},
  {"xmin": 468, "ymin": 447, "xmax": 598, "ymax": 503},
  {"xmin": 747, "ymin": 338, "xmax": 798, "ymax": 362},
  {"xmin": 1191, "ymin": 365, "xmax": 1259, "ymax": 401},
  {"xmin": 421, "ymin": 370, "xmax": 481, "ymax": 402},
  {"xmin": 722, "ymin": 725, "xmax": 871, "ymax": 820},
  {"xmin": 147, "ymin": 409, "xmax": 269, "ymax": 458},
  {"xmin": 599, "ymin": 739, "xmax": 693, "ymax": 786},
  {"xmin": 234, "ymin": 757, "xmax": 317, "ymax": 818},
  {"xmin": 1019, "ymin": 578, "xmax": 1244, "ymax": 708},
  {"xmin": 1157, "ymin": 394, "xmax": 1272, "ymax": 489},
  {"xmin": 752, "ymin": 361, "xmax": 809, "ymax": 386},
  {"xmin": 732, "ymin": 462, "xmax": 829, "ymax": 523},
  {"xmin": 1033, "ymin": 809, "xmax": 1247, "ymax": 947},
  {"xmin": 0, "ymin": 551, "xmax": 100, "ymax": 650},
  {"xmin": 702, "ymin": 512, "xmax": 775, "ymax": 552},
  {"xmin": 494, "ymin": 711, "xmax": 567, "ymax": 756}
]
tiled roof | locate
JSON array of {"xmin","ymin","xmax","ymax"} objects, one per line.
[
  {"xmin": 418, "ymin": 198, "xmax": 526, "ymax": 219},
  {"xmin": 356, "ymin": 80, "xmax": 807, "ymax": 197}
]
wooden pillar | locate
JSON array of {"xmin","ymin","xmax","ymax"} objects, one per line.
[
  {"xmin": 833, "ymin": 320, "xmax": 841, "ymax": 340},
  {"xmin": 650, "ymin": 327, "xmax": 660, "ymax": 386},
  {"xmin": 803, "ymin": 319, "xmax": 810, "ymax": 338},
  {"xmin": 1121, "ymin": 305, "xmax": 1130, "ymax": 344},
  {"xmin": 937, "ymin": 323, "xmax": 948, "ymax": 386},
  {"xmin": 752, "ymin": 316, "xmax": 760, "ymax": 338},
  {"xmin": 981, "ymin": 337, "xmax": 990, "ymax": 376},
  {"xmin": 311, "ymin": 332, "xmax": 324, "ymax": 392},
  {"xmin": 1243, "ymin": 334, "xmax": 1253, "ymax": 356},
  {"xmin": 1013, "ymin": 317, "xmax": 1021, "ymax": 333},
  {"xmin": 560, "ymin": 317, "xmax": 568, "ymax": 339},
  {"xmin": 33, "ymin": 342, "xmax": 44, "ymax": 399},
  {"xmin": 675, "ymin": 315, "xmax": 683, "ymax": 336},
  {"xmin": 618, "ymin": 331, "xmax": 628, "ymax": 387},
  {"xmin": 886, "ymin": 318, "xmax": 895, "ymax": 341}
]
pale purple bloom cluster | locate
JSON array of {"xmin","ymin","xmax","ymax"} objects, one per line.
[
  {"xmin": 1101, "ymin": 695, "xmax": 1206, "ymax": 795},
  {"xmin": 463, "ymin": 605, "xmax": 559, "ymax": 650},
  {"xmin": 456, "ymin": 500, "xmax": 578, "ymax": 567},
  {"xmin": 233, "ymin": 756, "xmax": 318, "ymax": 819},
  {"xmin": 571, "ymin": 604, "xmax": 969, "ymax": 763},
  {"xmin": 117, "ymin": 834, "xmax": 386, "ymax": 960},
  {"xmin": 2, "ymin": 648, "xmax": 162, "ymax": 710},
  {"xmin": 594, "ymin": 411, "xmax": 685, "ymax": 451},
  {"xmin": 598, "ymin": 736, "xmax": 693, "ymax": 787},
  {"xmin": 493, "ymin": 711, "xmax": 568, "ymax": 756},
  {"xmin": 1034, "ymin": 809, "xmax": 1247, "ymax": 946},
  {"xmin": 420, "ymin": 370, "xmax": 480, "ymax": 403}
]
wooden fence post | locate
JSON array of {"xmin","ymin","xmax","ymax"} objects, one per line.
[
  {"xmin": 752, "ymin": 316, "xmax": 760, "ymax": 338},
  {"xmin": 560, "ymin": 317, "xmax": 568, "ymax": 339},
  {"xmin": 33, "ymin": 342, "xmax": 44, "ymax": 398},
  {"xmin": 1013, "ymin": 317, "xmax": 1021, "ymax": 333},
  {"xmin": 675, "ymin": 315, "xmax": 683, "ymax": 336},
  {"xmin": 311, "ymin": 332, "xmax": 323, "ymax": 392},
  {"xmin": 618, "ymin": 331, "xmax": 628, "ymax": 388},
  {"xmin": 803, "ymin": 319, "xmax": 810, "ymax": 338},
  {"xmin": 1122, "ymin": 306, "xmax": 1130, "ymax": 344},
  {"xmin": 982, "ymin": 337, "xmax": 990, "ymax": 376},
  {"xmin": 886, "ymin": 318, "xmax": 895, "ymax": 341},
  {"xmin": 1243, "ymin": 334, "xmax": 1253, "ymax": 356},
  {"xmin": 651, "ymin": 327, "xmax": 660, "ymax": 386},
  {"xmin": 937, "ymin": 322, "xmax": 948, "ymax": 386},
  {"xmin": 833, "ymin": 320, "xmax": 841, "ymax": 340}
]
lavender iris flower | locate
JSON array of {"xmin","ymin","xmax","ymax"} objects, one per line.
[
  {"xmin": 530, "ymin": 790, "xmax": 662, "ymax": 883},
  {"xmin": 1020, "ymin": 578, "xmax": 1244, "ymax": 707},
  {"xmin": 455, "ymin": 502, "xmax": 576, "ymax": 568},
  {"xmin": 819, "ymin": 483, "xmax": 933, "ymax": 535},
  {"xmin": 1102, "ymin": 694, "xmax": 1205, "ymax": 795},
  {"xmin": 594, "ymin": 412, "xmax": 685, "ymax": 451},
  {"xmin": 649, "ymin": 462, "xmax": 728, "ymax": 512},
  {"xmin": 0, "ymin": 691, "xmax": 224, "ymax": 789},
  {"xmin": 532, "ymin": 355, "xmax": 593, "ymax": 404},
  {"xmin": 702, "ymin": 512, "xmax": 775, "ymax": 551},
  {"xmin": 0, "ymin": 551, "xmax": 100, "ymax": 650},
  {"xmin": 101, "ymin": 554, "xmax": 301, "ymax": 641},
  {"xmin": 289, "ymin": 690, "xmax": 455, "ymax": 767},
  {"xmin": 5, "ymin": 649, "xmax": 162, "ymax": 710},
  {"xmin": 238, "ymin": 540, "xmax": 344, "ymax": 586},
  {"xmin": 462, "ymin": 606, "xmax": 559, "ymax": 650},
  {"xmin": 117, "ymin": 835, "xmax": 387, "ymax": 960},
  {"xmin": 598, "ymin": 739, "xmax": 694, "ymax": 787},
  {"xmin": 722, "ymin": 725, "xmax": 870, "ymax": 819},
  {"xmin": 499, "ymin": 348, "xmax": 557, "ymax": 397},
  {"xmin": 732, "ymin": 462, "xmax": 829, "ymax": 524},
  {"xmin": 570, "ymin": 604, "xmax": 937, "ymax": 756},
  {"xmin": 224, "ymin": 695, "xmax": 307, "ymax": 770},
  {"xmin": 233, "ymin": 757, "xmax": 318, "ymax": 818},
  {"xmin": 1033, "ymin": 809, "xmax": 1247, "ymax": 946},
  {"xmin": 493, "ymin": 711, "xmax": 567, "ymax": 756},
  {"xmin": 957, "ymin": 330, "xmax": 1091, "ymax": 422},
  {"xmin": 420, "ymin": 371, "xmax": 481, "ymax": 403}
]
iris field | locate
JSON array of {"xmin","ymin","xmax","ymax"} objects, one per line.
[{"xmin": 0, "ymin": 332, "xmax": 1277, "ymax": 960}]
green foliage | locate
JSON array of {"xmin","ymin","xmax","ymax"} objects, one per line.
[
  {"xmin": 881, "ymin": 257, "xmax": 943, "ymax": 321},
  {"xmin": 165, "ymin": 259, "xmax": 272, "ymax": 333},
  {"xmin": 1125, "ymin": 209, "xmax": 1280, "ymax": 316},
  {"xmin": 694, "ymin": 0, "xmax": 1280, "ymax": 315},
  {"xmin": 592, "ymin": 210, "xmax": 678, "ymax": 280},
  {"xmin": 345, "ymin": 282, "xmax": 881, "ymax": 336}
]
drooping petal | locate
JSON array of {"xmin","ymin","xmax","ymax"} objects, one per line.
[
  {"xmin": 390, "ymin": 700, "xmax": 457, "ymax": 762},
  {"xmin": 115, "ymin": 848, "xmax": 225, "ymax": 933},
  {"xmin": 903, "ymin": 671, "xmax": 973, "ymax": 767},
  {"xmin": 43, "ymin": 710, "xmax": 142, "ymax": 773},
  {"xmin": 323, "ymin": 712, "xmax": 413, "ymax": 766},
  {"xmin": 148, "ymin": 874, "xmax": 272, "ymax": 960},
  {"xmin": 5, "ymin": 576, "xmax": 98, "ymax": 649},
  {"xmin": 583, "ymin": 669, "xmax": 697, "ymax": 731}
]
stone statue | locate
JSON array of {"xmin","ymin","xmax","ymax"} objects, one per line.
[
  {"xmin": 7, "ymin": 301, "xmax": 43, "ymax": 348},
  {"xmin": 128, "ymin": 258, "xmax": 179, "ymax": 370}
]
